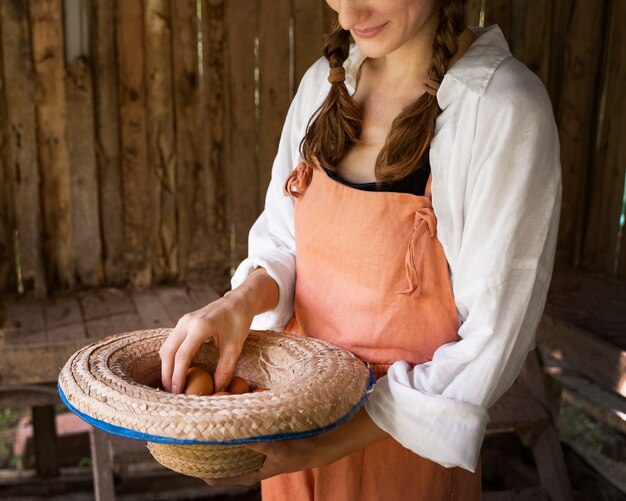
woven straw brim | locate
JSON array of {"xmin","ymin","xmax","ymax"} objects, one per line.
[{"xmin": 58, "ymin": 329, "xmax": 372, "ymax": 478}]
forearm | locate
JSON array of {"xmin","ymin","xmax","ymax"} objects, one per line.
[{"xmin": 226, "ymin": 267, "xmax": 280, "ymax": 318}]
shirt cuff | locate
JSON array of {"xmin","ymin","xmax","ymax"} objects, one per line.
[
  {"xmin": 230, "ymin": 252, "xmax": 295, "ymax": 331},
  {"xmin": 364, "ymin": 361, "xmax": 489, "ymax": 472}
]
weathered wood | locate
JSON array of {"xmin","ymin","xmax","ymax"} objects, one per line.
[
  {"xmin": 29, "ymin": 0, "xmax": 75, "ymax": 290},
  {"xmin": 483, "ymin": 0, "xmax": 512, "ymax": 45},
  {"xmin": 537, "ymin": 313, "xmax": 626, "ymax": 397},
  {"xmin": 465, "ymin": 0, "xmax": 482, "ymax": 26},
  {"xmin": 154, "ymin": 285, "xmax": 198, "ymax": 323},
  {"xmin": 487, "ymin": 379, "xmax": 549, "ymax": 432},
  {"xmin": 86, "ymin": 312, "xmax": 143, "ymax": 339},
  {"xmin": 89, "ymin": 428, "xmax": 115, "ymax": 501},
  {"xmin": 43, "ymin": 295, "xmax": 82, "ymax": 329},
  {"xmin": 546, "ymin": 270, "xmax": 626, "ymax": 350},
  {"xmin": 89, "ymin": 0, "xmax": 125, "ymax": 286},
  {"xmin": 519, "ymin": 0, "xmax": 553, "ymax": 87},
  {"xmin": 187, "ymin": 283, "xmax": 220, "ymax": 310},
  {"xmin": 116, "ymin": 0, "xmax": 152, "ymax": 287},
  {"xmin": 200, "ymin": 0, "xmax": 229, "ymax": 278},
  {"xmin": 132, "ymin": 288, "xmax": 175, "ymax": 328},
  {"xmin": 556, "ymin": 0, "xmax": 607, "ymax": 268},
  {"xmin": 32, "ymin": 405, "xmax": 60, "ymax": 478},
  {"xmin": 530, "ymin": 424, "xmax": 574, "ymax": 501},
  {"xmin": 547, "ymin": 0, "xmax": 574, "ymax": 115},
  {"xmin": 223, "ymin": 0, "xmax": 259, "ymax": 263},
  {"xmin": 2, "ymin": 296, "xmax": 46, "ymax": 338},
  {"xmin": 66, "ymin": 57, "xmax": 103, "ymax": 287},
  {"xmin": 556, "ymin": 375, "xmax": 626, "ymax": 435},
  {"xmin": 47, "ymin": 322, "xmax": 87, "ymax": 343},
  {"xmin": 0, "ymin": 16, "xmax": 16, "ymax": 294},
  {"xmin": 583, "ymin": 0, "xmax": 626, "ymax": 277},
  {"xmin": 171, "ymin": 0, "xmax": 203, "ymax": 279},
  {"xmin": 258, "ymin": 0, "xmax": 291, "ymax": 211},
  {"xmin": 0, "ymin": 0, "xmax": 47, "ymax": 296},
  {"xmin": 0, "ymin": 340, "xmax": 86, "ymax": 385},
  {"xmin": 78, "ymin": 287, "xmax": 134, "ymax": 321},
  {"xmin": 145, "ymin": 0, "xmax": 178, "ymax": 282},
  {"xmin": 293, "ymin": 0, "xmax": 327, "ymax": 89}
]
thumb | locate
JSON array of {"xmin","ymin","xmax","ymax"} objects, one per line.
[{"xmin": 213, "ymin": 343, "xmax": 242, "ymax": 392}]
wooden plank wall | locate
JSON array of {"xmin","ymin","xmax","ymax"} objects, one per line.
[{"xmin": 0, "ymin": 0, "xmax": 624, "ymax": 297}]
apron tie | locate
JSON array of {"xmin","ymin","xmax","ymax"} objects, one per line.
[
  {"xmin": 284, "ymin": 162, "xmax": 313, "ymax": 198},
  {"xmin": 396, "ymin": 207, "xmax": 437, "ymax": 296}
]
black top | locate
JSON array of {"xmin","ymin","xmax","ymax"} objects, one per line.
[{"xmin": 323, "ymin": 164, "xmax": 430, "ymax": 196}]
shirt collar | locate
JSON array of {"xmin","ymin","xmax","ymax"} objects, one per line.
[{"xmin": 344, "ymin": 24, "xmax": 512, "ymax": 107}]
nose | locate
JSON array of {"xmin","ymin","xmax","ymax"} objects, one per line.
[{"xmin": 335, "ymin": 0, "xmax": 371, "ymax": 31}]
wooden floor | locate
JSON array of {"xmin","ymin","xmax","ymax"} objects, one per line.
[
  {"xmin": 0, "ymin": 271, "xmax": 624, "ymax": 498},
  {"xmin": 0, "ymin": 283, "xmax": 220, "ymax": 386}
]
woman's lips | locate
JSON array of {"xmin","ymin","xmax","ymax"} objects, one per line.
[{"xmin": 352, "ymin": 22, "xmax": 388, "ymax": 39}]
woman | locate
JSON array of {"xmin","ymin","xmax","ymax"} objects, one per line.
[{"xmin": 159, "ymin": 0, "xmax": 561, "ymax": 499}]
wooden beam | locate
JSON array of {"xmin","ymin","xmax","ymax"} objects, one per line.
[
  {"xmin": 0, "ymin": 12, "xmax": 16, "ymax": 294},
  {"xmin": 223, "ymin": 0, "xmax": 260, "ymax": 264},
  {"xmin": 0, "ymin": 0, "xmax": 47, "ymax": 296},
  {"xmin": 555, "ymin": 0, "xmax": 608, "ymax": 268},
  {"xmin": 171, "ymin": 0, "xmax": 204, "ymax": 279},
  {"xmin": 89, "ymin": 428, "xmax": 115, "ymax": 501},
  {"xmin": 465, "ymin": 0, "xmax": 482, "ymax": 27},
  {"xmin": 483, "ymin": 0, "xmax": 512, "ymax": 45},
  {"xmin": 293, "ymin": 0, "xmax": 327, "ymax": 89},
  {"xmin": 200, "ymin": 0, "xmax": 230, "ymax": 277},
  {"xmin": 145, "ymin": 0, "xmax": 178, "ymax": 282},
  {"xmin": 32, "ymin": 405, "xmax": 60, "ymax": 478},
  {"xmin": 66, "ymin": 57, "xmax": 104, "ymax": 287},
  {"xmin": 116, "ymin": 0, "xmax": 152, "ymax": 287},
  {"xmin": 537, "ymin": 312, "xmax": 626, "ymax": 397},
  {"xmin": 583, "ymin": 0, "xmax": 626, "ymax": 276},
  {"xmin": 29, "ymin": 0, "xmax": 75, "ymax": 290},
  {"xmin": 89, "ymin": 0, "xmax": 125, "ymax": 286},
  {"xmin": 258, "ymin": 0, "xmax": 291, "ymax": 213}
]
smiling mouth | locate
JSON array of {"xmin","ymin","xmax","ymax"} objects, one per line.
[{"xmin": 352, "ymin": 22, "xmax": 388, "ymax": 38}]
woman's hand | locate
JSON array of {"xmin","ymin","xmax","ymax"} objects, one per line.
[
  {"xmin": 159, "ymin": 268, "xmax": 279, "ymax": 393},
  {"xmin": 202, "ymin": 407, "xmax": 390, "ymax": 486}
]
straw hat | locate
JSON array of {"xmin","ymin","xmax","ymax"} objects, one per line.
[{"xmin": 58, "ymin": 328, "xmax": 374, "ymax": 479}]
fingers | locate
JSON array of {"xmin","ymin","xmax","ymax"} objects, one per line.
[
  {"xmin": 159, "ymin": 317, "xmax": 189, "ymax": 392},
  {"xmin": 159, "ymin": 314, "xmax": 211, "ymax": 393},
  {"xmin": 213, "ymin": 342, "xmax": 243, "ymax": 392},
  {"xmin": 169, "ymin": 325, "xmax": 210, "ymax": 394}
]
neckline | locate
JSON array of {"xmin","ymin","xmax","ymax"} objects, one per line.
[{"xmin": 315, "ymin": 165, "xmax": 433, "ymax": 201}]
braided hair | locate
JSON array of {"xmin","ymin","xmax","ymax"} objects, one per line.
[{"xmin": 300, "ymin": 0, "xmax": 467, "ymax": 183}]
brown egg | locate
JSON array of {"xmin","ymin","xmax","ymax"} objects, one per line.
[
  {"xmin": 183, "ymin": 367, "xmax": 214, "ymax": 396},
  {"xmin": 227, "ymin": 376, "xmax": 249, "ymax": 395},
  {"xmin": 252, "ymin": 388, "xmax": 269, "ymax": 393},
  {"xmin": 211, "ymin": 391, "xmax": 231, "ymax": 396}
]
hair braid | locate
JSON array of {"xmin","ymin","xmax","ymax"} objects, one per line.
[
  {"xmin": 300, "ymin": 23, "xmax": 361, "ymax": 169},
  {"xmin": 301, "ymin": 1, "xmax": 467, "ymax": 183},
  {"xmin": 377, "ymin": 0, "xmax": 466, "ymax": 183}
]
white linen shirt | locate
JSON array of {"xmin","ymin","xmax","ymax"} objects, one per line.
[{"xmin": 231, "ymin": 25, "xmax": 562, "ymax": 472}]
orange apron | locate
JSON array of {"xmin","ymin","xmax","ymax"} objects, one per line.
[{"xmin": 262, "ymin": 161, "xmax": 481, "ymax": 500}]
